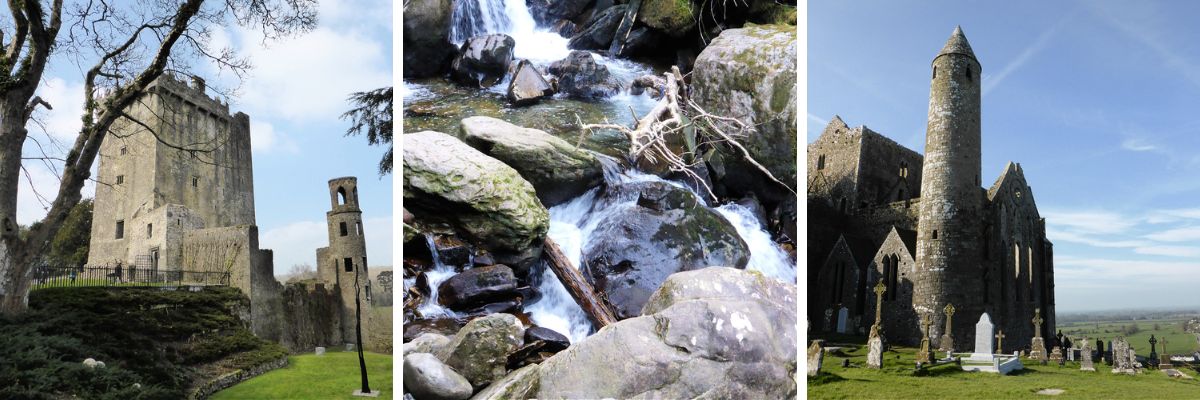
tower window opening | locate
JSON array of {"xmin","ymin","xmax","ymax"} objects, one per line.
[
  {"xmin": 356, "ymin": 221, "xmax": 363, "ymax": 236},
  {"xmin": 886, "ymin": 254, "xmax": 899, "ymax": 301},
  {"xmin": 817, "ymin": 155, "xmax": 826, "ymax": 170},
  {"xmin": 932, "ymin": 66, "xmax": 937, "ymax": 79},
  {"xmin": 147, "ymin": 223, "xmax": 153, "ymax": 238},
  {"xmin": 120, "ymin": 146, "xmax": 127, "ymax": 155},
  {"xmin": 899, "ymin": 161, "xmax": 908, "ymax": 178},
  {"xmin": 116, "ymin": 175, "xmax": 124, "ymax": 185},
  {"xmin": 343, "ymin": 257, "xmax": 353, "ymax": 272},
  {"xmin": 339, "ymin": 222, "xmax": 348, "ymax": 237},
  {"xmin": 932, "ymin": 230, "xmax": 938, "ymax": 239},
  {"xmin": 337, "ymin": 187, "xmax": 347, "ymax": 205},
  {"xmin": 192, "ymin": 176, "xmax": 199, "ymax": 187},
  {"xmin": 966, "ymin": 68, "xmax": 973, "ymax": 82},
  {"xmin": 115, "ymin": 220, "xmax": 125, "ymax": 239},
  {"xmin": 831, "ymin": 262, "xmax": 844, "ymax": 303}
]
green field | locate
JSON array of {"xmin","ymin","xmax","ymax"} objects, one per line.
[
  {"xmin": 1058, "ymin": 319, "xmax": 1199, "ymax": 356},
  {"xmin": 212, "ymin": 350, "xmax": 393, "ymax": 399},
  {"xmin": 808, "ymin": 336, "xmax": 1200, "ymax": 399}
]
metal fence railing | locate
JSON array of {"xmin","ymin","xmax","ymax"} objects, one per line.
[{"xmin": 31, "ymin": 265, "xmax": 231, "ymax": 290}]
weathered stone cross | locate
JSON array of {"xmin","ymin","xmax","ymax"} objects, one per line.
[
  {"xmin": 1032, "ymin": 308, "xmax": 1043, "ymax": 339},
  {"xmin": 873, "ymin": 279, "xmax": 886, "ymax": 327},
  {"xmin": 996, "ymin": 330, "xmax": 1006, "ymax": 354},
  {"xmin": 943, "ymin": 303, "xmax": 955, "ymax": 337},
  {"xmin": 920, "ymin": 312, "xmax": 932, "ymax": 340}
]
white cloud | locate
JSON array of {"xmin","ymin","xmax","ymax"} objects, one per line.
[
  {"xmin": 249, "ymin": 120, "xmax": 299, "ymax": 154},
  {"xmin": 1045, "ymin": 228, "xmax": 1148, "ymax": 248},
  {"xmin": 33, "ymin": 77, "xmax": 87, "ymax": 142},
  {"xmin": 1144, "ymin": 226, "xmax": 1200, "ymax": 242},
  {"xmin": 1134, "ymin": 245, "xmax": 1200, "ymax": 258},
  {"xmin": 1121, "ymin": 137, "xmax": 1157, "ymax": 152},
  {"xmin": 232, "ymin": 27, "xmax": 391, "ymax": 122},
  {"xmin": 1054, "ymin": 256, "xmax": 1199, "ymax": 281},
  {"xmin": 1042, "ymin": 209, "xmax": 1138, "ymax": 235}
]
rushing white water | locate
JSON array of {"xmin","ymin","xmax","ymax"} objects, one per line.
[
  {"xmin": 415, "ymin": 234, "xmax": 460, "ymax": 318},
  {"xmin": 451, "ymin": 0, "xmax": 570, "ymax": 62},
  {"xmin": 528, "ymin": 158, "xmax": 796, "ymax": 343}
]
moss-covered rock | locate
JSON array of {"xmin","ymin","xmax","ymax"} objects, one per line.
[
  {"xmin": 691, "ymin": 24, "xmax": 797, "ymax": 201},
  {"xmin": 402, "ymin": 131, "xmax": 550, "ymax": 272},
  {"xmin": 639, "ymin": 0, "xmax": 695, "ymax": 37},
  {"xmin": 436, "ymin": 313, "xmax": 525, "ymax": 389},
  {"xmin": 460, "ymin": 116, "xmax": 603, "ymax": 207}
]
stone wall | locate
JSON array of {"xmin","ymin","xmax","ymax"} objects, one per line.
[{"xmin": 276, "ymin": 282, "xmax": 345, "ymax": 352}]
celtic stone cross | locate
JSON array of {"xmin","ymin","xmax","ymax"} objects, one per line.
[
  {"xmin": 873, "ymin": 279, "xmax": 886, "ymax": 327},
  {"xmin": 996, "ymin": 330, "xmax": 1006, "ymax": 354},
  {"xmin": 1032, "ymin": 308, "xmax": 1043, "ymax": 338}
]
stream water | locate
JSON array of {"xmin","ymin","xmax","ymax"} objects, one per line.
[{"xmin": 404, "ymin": 0, "xmax": 796, "ymax": 345}]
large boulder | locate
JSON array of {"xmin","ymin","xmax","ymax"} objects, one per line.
[
  {"xmin": 403, "ymin": 352, "xmax": 474, "ymax": 400},
  {"xmin": 436, "ymin": 265, "xmax": 519, "ymax": 310},
  {"xmin": 535, "ymin": 267, "xmax": 797, "ymax": 398},
  {"xmin": 470, "ymin": 364, "xmax": 540, "ymax": 400},
  {"xmin": 437, "ymin": 313, "xmax": 526, "ymax": 389},
  {"xmin": 506, "ymin": 60, "xmax": 555, "ymax": 106},
  {"xmin": 460, "ymin": 116, "xmax": 603, "ymax": 207},
  {"xmin": 403, "ymin": 333, "xmax": 452, "ymax": 356},
  {"xmin": 582, "ymin": 181, "xmax": 749, "ymax": 319},
  {"xmin": 567, "ymin": 5, "xmax": 627, "ymax": 50},
  {"xmin": 691, "ymin": 25, "xmax": 797, "ymax": 202},
  {"xmin": 547, "ymin": 51, "xmax": 621, "ymax": 99},
  {"xmin": 450, "ymin": 34, "xmax": 517, "ymax": 87},
  {"xmin": 402, "ymin": 131, "xmax": 549, "ymax": 271},
  {"xmin": 403, "ymin": 0, "xmax": 456, "ymax": 78},
  {"xmin": 638, "ymin": 0, "xmax": 694, "ymax": 37}
]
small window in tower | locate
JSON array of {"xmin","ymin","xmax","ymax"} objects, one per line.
[
  {"xmin": 817, "ymin": 155, "xmax": 826, "ymax": 170},
  {"xmin": 337, "ymin": 187, "xmax": 347, "ymax": 205},
  {"xmin": 147, "ymin": 223, "xmax": 153, "ymax": 238},
  {"xmin": 344, "ymin": 257, "xmax": 353, "ymax": 272},
  {"xmin": 932, "ymin": 230, "xmax": 939, "ymax": 239},
  {"xmin": 192, "ymin": 176, "xmax": 199, "ymax": 187},
  {"xmin": 115, "ymin": 220, "xmax": 125, "ymax": 239},
  {"xmin": 116, "ymin": 175, "xmax": 124, "ymax": 185},
  {"xmin": 899, "ymin": 161, "xmax": 908, "ymax": 178},
  {"xmin": 967, "ymin": 68, "xmax": 973, "ymax": 82},
  {"xmin": 356, "ymin": 221, "xmax": 363, "ymax": 236},
  {"xmin": 932, "ymin": 66, "xmax": 937, "ymax": 79},
  {"xmin": 120, "ymin": 146, "xmax": 127, "ymax": 155},
  {"xmin": 339, "ymin": 222, "xmax": 348, "ymax": 237}
]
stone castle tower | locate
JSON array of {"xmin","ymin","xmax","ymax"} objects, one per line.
[
  {"xmin": 88, "ymin": 74, "xmax": 255, "ymax": 272},
  {"xmin": 317, "ymin": 177, "xmax": 371, "ymax": 342},
  {"xmin": 913, "ymin": 26, "xmax": 985, "ymax": 343},
  {"xmin": 807, "ymin": 26, "xmax": 1056, "ymax": 350}
]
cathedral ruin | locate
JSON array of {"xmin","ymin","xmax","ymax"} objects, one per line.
[
  {"xmin": 88, "ymin": 74, "xmax": 373, "ymax": 350},
  {"xmin": 808, "ymin": 27, "xmax": 1056, "ymax": 349}
]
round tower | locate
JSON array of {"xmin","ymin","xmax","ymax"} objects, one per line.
[
  {"xmin": 325, "ymin": 176, "xmax": 370, "ymax": 343},
  {"xmin": 914, "ymin": 26, "xmax": 984, "ymax": 347}
]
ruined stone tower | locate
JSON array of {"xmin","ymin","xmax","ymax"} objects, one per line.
[
  {"xmin": 913, "ymin": 26, "xmax": 984, "ymax": 345},
  {"xmin": 317, "ymin": 177, "xmax": 371, "ymax": 342}
]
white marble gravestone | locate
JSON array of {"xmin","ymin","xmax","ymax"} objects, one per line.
[
  {"xmin": 836, "ymin": 307, "xmax": 849, "ymax": 334},
  {"xmin": 970, "ymin": 313, "xmax": 994, "ymax": 361}
]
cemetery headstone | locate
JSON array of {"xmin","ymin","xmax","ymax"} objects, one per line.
[
  {"xmin": 807, "ymin": 340, "xmax": 824, "ymax": 377},
  {"xmin": 1080, "ymin": 338, "xmax": 1095, "ymax": 371},
  {"xmin": 971, "ymin": 313, "xmax": 995, "ymax": 360},
  {"xmin": 824, "ymin": 308, "xmax": 833, "ymax": 332},
  {"xmin": 916, "ymin": 312, "xmax": 935, "ymax": 364},
  {"xmin": 1050, "ymin": 346, "xmax": 1063, "ymax": 365},
  {"xmin": 1148, "ymin": 335, "xmax": 1160, "ymax": 369},
  {"xmin": 939, "ymin": 303, "xmax": 956, "ymax": 353},
  {"xmin": 1160, "ymin": 338, "xmax": 1173, "ymax": 368},
  {"xmin": 1029, "ymin": 308, "xmax": 1048, "ymax": 363},
  {"xmin": 316, "ymin": 346, "xmax": 326, "ymax": 356},
  {"xmin": 866, "ymin": 280, "xmax": 887, "ymax": 369}
]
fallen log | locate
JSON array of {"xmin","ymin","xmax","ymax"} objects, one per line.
[{"xmin": 542, "ymin": 237, "xmax": 619, "ymax": 328}]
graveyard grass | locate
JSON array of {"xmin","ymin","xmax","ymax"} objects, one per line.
[
  {"xmin": 211, "ymin": 349, "xmax": 393, "ymax": 399},
  {"xmin": 809, "ymin": 334, "xmax": 1200, "ymax": 399},
  {"xmin": 1059, "ymin": 319, "xmax": 1197, "ymax": 356}
]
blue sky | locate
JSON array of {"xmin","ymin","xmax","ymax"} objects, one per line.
[
  {"xmin": 810, "ymin": 0, "xmax": 1200, "ymax": 312},
  {"xmin": 17, "ymin": 0, "xmax": 394, "ymax": 275}
]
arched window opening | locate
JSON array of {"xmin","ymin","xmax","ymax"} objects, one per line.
[
  {"xmin": 817, "ymin": 155, "xmax": 826, "ymax": 170},
  {"xmin": 899, "ymin": 161, "xmax": 909, "ymax": 178},
  {"xmin": 932, "ymin": 66, "xmax": 937, "ymax": 79},
  {"xmin": 337, "ymin": 187, "xmax": 347, "ymax": 205},
  {"xmin": 886, "ymin": 255, "xmax": 899, "ymax": 301},
  {"xmin": 966, "ymin": 68, "xmax": 973, "ymax": 82}
]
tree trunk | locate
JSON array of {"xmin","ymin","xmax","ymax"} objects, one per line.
[
  {"xmin": 543, "ymin": 237, "xmax": 618, "ymax": 328},
  {"xmin": 0, "ymin": 94, "xmax": 35, "ymax": 315}
]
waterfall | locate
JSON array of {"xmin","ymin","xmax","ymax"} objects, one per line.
[
  {"xmin": 450, "ymin": 0, "xmax": 512, "ymax": 44},
  {"xmin": 449, "ymin": 0, "xmax": 570, "ymax": 62},
  {"xmin": 415, "ymin": 234, "xmax": 459, "ymax": 318}
]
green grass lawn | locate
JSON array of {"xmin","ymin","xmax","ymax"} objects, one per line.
[
  {"xmin": 809, "ymin": 336, "xmax": 1200, "ymax": 399},
  {"xmin": 1059, "ymin": 319, "xmax": 1199, "ymax": 356},
  {"xmin": 211, "ymin": 350, "xmax": 393, "ymax": 399}
]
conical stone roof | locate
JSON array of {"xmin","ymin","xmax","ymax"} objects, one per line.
[{"xmin": 937, "ymin": 25, "xmax": 976, "ymax": 60}]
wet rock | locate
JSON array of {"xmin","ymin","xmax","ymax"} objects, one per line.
[
  {"xmin": 629, "ymin": 74, "xmax": 666, "ymax": 98},
  {"xmin": 435, "ymin": 235, "xmax": 472, "ymax": 267},
  {"xmin": 461, "ymin": 297, "xmax": 524, "ymax": 318},
  {"xmin": 450, "ymin": 34, "xmax": 517, "ymax": 87},
  {"xmin": 544, "ymin": 0, "xmax": 592, "ymax": 20},
  {"xmin": 404, "ymin": 352, "xmax": 473, "ymax": 400},
  {"xmin": 507, "ymin": 60, "xmax": 555, "ymax": 106},
  {"xmin": 403, "ymin": 333, "xmax": 453, "ymax": 356},
  {"xmin": 471, "ymin": 251, "xmax": 496, "ymax": 267},
  {"xmin": 691, "ymin": 25, "xmax": 797, "ymax": 202},
  {"xmin": 548, "ymin": 51, "xmax": 621, "ymax": 100},
  {"xmin": 638, "ymin": 0, "xmax": 694, "ymax": 37},
  {"xmin": 736, "ymin": 195, "xmax": 769, "ymax": 228},
  {"xmin": 403, "ymin": 0, "xmax": 456, "ymax": 78},
  {"xmin": 613, "ymin": 27, "xmax": 661, "ymax": 57},
  {"xmin": 402, "ymin": 131, "xmax": 549, "ymax": 271},
  {"xmin": 535, "ymin": 267, "xmax": 797, "ymax": 398},
  {"xmin": 583, "ymin": 181, "xmax": 750, "ymax": 319},
  {"xmin": 438, "ymin": 265, "xmax": 519, "ymax": 309},
  {"xmin": 470, "ymin": 364, "xmax": 540, "ymax": 400},
  {"xmin": 437, "ymin": 313, "xmax": 526, "ymax": 388},
  {"xmin": 460, "ymin": 116, "xmax": 603, "ymax": 207},
  {"xmin": 405, "ymin": 318, "xmax": 463, "ymax": 342},
  {"xmin": 567, "ymin": 5, "xmax": 627, "ymax": 50},
  {"xmin": 525, "ymin": 326, "xmax": 571, "ymax": 352}
]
